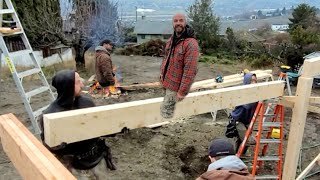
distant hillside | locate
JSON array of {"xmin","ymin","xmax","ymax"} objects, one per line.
[{"xmin": 115, "ymin": 0, "xmax": 320, "ymax": 16}]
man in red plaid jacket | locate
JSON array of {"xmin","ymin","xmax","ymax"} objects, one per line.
[{"xmin": 160, "ymin": 13, "xmax": 199, "ymax": 118}]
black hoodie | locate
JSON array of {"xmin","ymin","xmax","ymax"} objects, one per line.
[
  {"xmin": 40, "ymin": 70, "xmax": 104, "ymax": 170},
  {"xmin": 172, "ymin": 24, "xmax": 195, "ymax": 47}
]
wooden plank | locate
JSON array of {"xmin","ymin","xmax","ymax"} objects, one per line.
[
  {"xmin": 146, "ymin": 121, "xmax": 170, "ymax": 128},
  {"xmin": 301, "ymin": 56, "xmax": 320, "ymax": 77},
  {"xmin": 283, "ymin": 77, "xmax": 314, "ymax": 180},
  {"xmin": 120, "ymin": 70, "xmax": 273, "ymax": 91},
  {"xmin": 44, "ymin": 81, "xmax": 284, "ymax": 147},
  {"xmin": 0, "ymin": 114, "xmax": 76, "ymax": 180},
  {"xmin": 120, "ymin": 82, "xmax": 161, "ymax": 91},
  {"xmin": 309, "ymin": 97, "xmax": 320, "ymax": 104},
  {"xmin": 296, "ymin": 153, "xmax": 320, "ymax": 180},
  {"xmin": 308, "ymin": 105, "xmax": 320, "ymax": 114},
  {"xmin": 198, "ymin": 73, "xmax": 274, "ymax": 89}
]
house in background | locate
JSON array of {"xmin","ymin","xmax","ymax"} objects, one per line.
[
  {"xmin": 134, "ymin": 20, "xmax": 172, "ymax": 44},
  {"xmin": 271, "ymin": 24, "xmax": 289, "ymax": 32}
]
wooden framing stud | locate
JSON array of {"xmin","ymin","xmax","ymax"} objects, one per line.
[{"xmin": 0, "ymin": 113, "xmax": 76, "ymax": 180}]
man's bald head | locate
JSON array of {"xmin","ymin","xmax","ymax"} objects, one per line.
[
  {"xmin": 172, "ymin": 13, "xmax": 186, "ymax": 21},
  {"xmin": 172, "ymin": 13, "xmax": 187, "ymax": 36}
]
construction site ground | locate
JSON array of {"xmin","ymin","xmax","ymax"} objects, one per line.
[{"xmin": 0, "ymin": 55, "xmax": 319, "ymax": 180}]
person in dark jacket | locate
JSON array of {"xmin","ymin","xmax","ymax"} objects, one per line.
[
  {"xmin": 160, "ymin": 13, "xmax": 199, "ymax": 119},
  {"xmin": 196, "ymin": 138, "xmax": 254, "ymax": 180},
  {"xmin": 226, "ymin": 73, "xmax": 258, "ymax": 153},
  {"xmin": 95, "ymin": 39, "xmax": 115, "ymax": 88},
  {"xmin": 40, "ymin": 70, "xmax": 116, "ymax": 179}
]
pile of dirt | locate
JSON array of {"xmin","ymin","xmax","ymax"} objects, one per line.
[
  {"xmin": 116, "ymin": 39, "xmax": 165, "ymax": 57},
  {"xmin": 104, "ymin": 114, "xmax": 230, "ymax": 180}
]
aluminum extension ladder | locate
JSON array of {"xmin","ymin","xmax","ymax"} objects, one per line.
[
  {"xmin": 0, "ymin": 0, "xmax": 54, "ymax": 134},
  {"xmin": 278, "ymin": 72, "xmax": 292, "ymax": 96}
]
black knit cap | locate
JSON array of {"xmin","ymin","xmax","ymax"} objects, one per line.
[{"xmin": 208, "ymin": 138, "xmax": 235, "ymax": 157}]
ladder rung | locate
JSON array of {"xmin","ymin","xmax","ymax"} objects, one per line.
[
  {"xmin": 262, "ymin": 122, "xmax": 281, "ymax": 127},
  {"xmin": 255, "ymin": 175, "xmax": 279, "ymax": 179},
  {"xmin": 17, "ymin": 68, "xmax": 41, "ymax": 78},
  {"xmin": 25, "ymin": 86, "xmax": 50, "ymax": 99},
  {"xmin": 2, "ymin": 20, "xmax": 15, "ymax": 23},
  {"xmin": 33, "ymin": 105, "xmax": 50, "ymax": 118},
  {"xmin": 0, "ymin": 9, "xmax": 15, "ymax": 14},
  {"xmin": 9, "ymin": 49, "xmax": 33, "ymax": 56},
  {"xmin": 260, "ymin": 139, "xmax": 281, "ymax": 143},
  {"xmin": 258, "ymin": 156, "xmax": 280, "ymax": 161}
]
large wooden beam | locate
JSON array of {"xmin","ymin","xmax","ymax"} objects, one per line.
[
  {"xmin": 0, "ymin": 114, "xmax": 76, "ymax": 180},
  {"xmin": 283, "ymin": 77, "xmax": 314, "ymax": 179},
  {"xmin": 301, "ymin": 57, "xmax": 320, "ymax": 77},
  {"xmin": 44, "ymin": 81, "xmax": 284, "ymax": 147}
]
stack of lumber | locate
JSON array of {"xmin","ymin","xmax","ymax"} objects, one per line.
[{"xmin": 120, "ymin": 69, "xmax": 273, "ymax": 91}]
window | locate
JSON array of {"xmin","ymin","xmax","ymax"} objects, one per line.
[{"xmin": 141, "ymin": 35, "xmax": 145, "ymax": 39}]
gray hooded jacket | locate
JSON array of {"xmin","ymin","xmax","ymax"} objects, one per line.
[{"xmin": 207, "ymin": 155, "xmax": 247, "ymax": 171}]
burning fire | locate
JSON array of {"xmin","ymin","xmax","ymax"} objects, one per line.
[{"xmin": 89, "ymin": 66, "xmax": 122, "ymax": 97}]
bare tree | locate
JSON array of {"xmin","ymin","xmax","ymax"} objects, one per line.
[
  {"xmin": 68, "ymin": 0, "xmax": 120, "ymax": 65},
  {"xmin": 12, "ymin": 0, "xmax": 120, "ymax": 67}
]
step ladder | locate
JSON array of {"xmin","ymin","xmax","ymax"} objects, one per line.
[
  {"xmin": 278, "ymin": 72, "xmax": 292, "ymax": 96},
  {"xmin": 236, "ymin": 101, "xmax": 284, "ymax": 180},
  {"xmin": 0, "ymin": 0, "xmax": 54, "ymax": 134}
]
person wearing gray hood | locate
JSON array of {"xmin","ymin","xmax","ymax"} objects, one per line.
[
  {"xmin": 196, "ymin": 138, "xmax": 254, "ymax": 180},
  {"xmin": 225, "ymin": 73, "xmax": 258, "ymax": 154},
  {"xmin": 95, "ymin": 39, "xmax": 115, "ymax": 88}
]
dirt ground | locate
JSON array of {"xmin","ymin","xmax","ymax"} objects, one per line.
[{"xmin": 0, "ymin": 55, "xmax": 319, "ymax": 180}]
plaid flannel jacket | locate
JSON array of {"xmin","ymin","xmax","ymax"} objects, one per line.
[{"xmin": 160, "ymin": 37, "xmax": 199, "ymax": 96}]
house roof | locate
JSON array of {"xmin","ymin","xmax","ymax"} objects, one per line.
[
  {"xmin": 134, "ymin": 20, "xmax": 172, "ymax": 35},
  {"xmin": 219, "ymin": 16, "xmax": 291, "ymax": 35},
  {"xmin": 304, "ymin": 51, "xmax": 320, "ymax": 59},
  {"xmin": 134, "ymin": 16, "xmax": 292, "ymax": 37}
]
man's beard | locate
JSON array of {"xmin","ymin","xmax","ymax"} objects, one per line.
[
  {"xmin": 107, "ymin": 48, "xmax": 113, "ymax": 53},
  {"xmin": 174, "ymin": 25, "xmax": 185, "ymax": 35}
]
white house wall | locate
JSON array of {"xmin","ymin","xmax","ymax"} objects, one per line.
[
  {"xmin": 271, "ymin": 24, "xmax": 289, "ymax": 31},
  {"xmin": 0, "ymin": 48, "xmax": 73, "ymax": 67}
]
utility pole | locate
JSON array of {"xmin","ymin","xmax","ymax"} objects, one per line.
[{"xmin": 135, "ymin": 6, "xmax": 138, "ymax": 22}]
